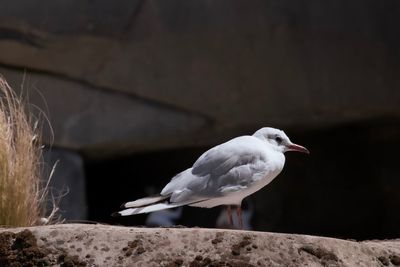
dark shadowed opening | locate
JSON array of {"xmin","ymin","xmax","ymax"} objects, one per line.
[{"xmin": 85, "ymin": 122, "xmax": 400, "ymax": 240}]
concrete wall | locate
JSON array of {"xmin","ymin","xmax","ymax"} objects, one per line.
[{"xmin": 0, "ymin": 0, "xmax": 398, "ymax": 157}]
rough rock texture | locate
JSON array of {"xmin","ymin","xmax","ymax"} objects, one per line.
[
  {"xmin": 0, "ymin": 1, "xmax": 399, "ymax": 156},
  {"xmin": 0, "ymin": 224, "xmax": 399, "ymax": 266},
  {"xmin": 1, "ymin": 68, "xmax": 208, "ymax": 157}
]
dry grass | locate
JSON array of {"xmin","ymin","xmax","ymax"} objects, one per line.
[{"xmin": 0, "ymin": 76, "xmax": 59, "ymax": 227}]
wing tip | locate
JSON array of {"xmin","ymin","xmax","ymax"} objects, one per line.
[{"xmin": 121, "ymin": 195, "xmax": 170, "ymax": 209}]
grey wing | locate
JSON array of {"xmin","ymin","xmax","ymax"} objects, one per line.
[
  {"xmin": 160, "ymin": 169, "xmax": 209, "ymax": 200},
  {"xmin": 160, "ymin": 136, "xmax": 267, "ymax": 203},
  {"xmin": 191, "ymin": 137, "xmax": 268, "ymax": 194}
]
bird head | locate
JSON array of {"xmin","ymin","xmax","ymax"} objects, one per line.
[{"xmin": 253, "ymin": 127, "xmax": 309, "ymax": 154}]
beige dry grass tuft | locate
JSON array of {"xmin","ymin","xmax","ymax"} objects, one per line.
[{"xmin": 0, "ymin": 76, "xmax": 58, "ymax": 227}]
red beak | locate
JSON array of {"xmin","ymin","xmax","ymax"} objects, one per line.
[{"xmin": 287, "ymin": 143, "xmax": 310, "ymax": 154}]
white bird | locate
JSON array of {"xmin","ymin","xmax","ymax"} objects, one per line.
[{"xmin": 112, "ymin": 127, "xmax": 309, "ymax": 228}]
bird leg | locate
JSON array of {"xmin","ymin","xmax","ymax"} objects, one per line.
[
  {"xmin": 226, "ymin": 205, "xmax": 233, "ymax": 227},
  {"xmin": 236, "ymin": 205, "xmax": 243, "ymax": 229}
]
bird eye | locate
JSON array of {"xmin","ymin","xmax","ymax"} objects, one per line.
[{"xmin": 275, "ymin": 136, "xmax": 283, "ymax": 143}]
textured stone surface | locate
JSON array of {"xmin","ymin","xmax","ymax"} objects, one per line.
[
  {"xmin": 0, "ymin": 68, "xmax": 208, "ymax": 157},
  {"xmin": 0, "ymin": 224, "xmax": 399, "ymax": 266},
  {"xmin": 0, "ymin": 1, "xmax": 399, "ymax": 155}
]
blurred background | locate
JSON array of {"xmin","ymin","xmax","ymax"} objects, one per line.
[{"xmin": 0, "ymin": 1, "xmax": 399, "ymax": 240}]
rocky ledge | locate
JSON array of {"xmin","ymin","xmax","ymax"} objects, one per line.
[{"xmin": 0, "ymin": 224, "xmax": 398, "ymax": 266}]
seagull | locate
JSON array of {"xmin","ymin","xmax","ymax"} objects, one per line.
[{"xmin": 112, "ymin": 127, "xmax": 309, "ymax": 228}]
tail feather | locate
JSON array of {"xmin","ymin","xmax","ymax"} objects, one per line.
[
  {"xmin": 113, "ymin": 198, "xmax": 210, "ymax": 217},
  {"xmin": 121, "ymin": 195, "xmax": 169, "ymax": 209},
  {"xmin": 115, "ymin": 202, "xmax": 186, "ymax": 216}
]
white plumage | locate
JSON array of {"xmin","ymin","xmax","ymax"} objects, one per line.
[{"xmin": 113, "ymin": 127, "xmax": 309, "ymax": 227}]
